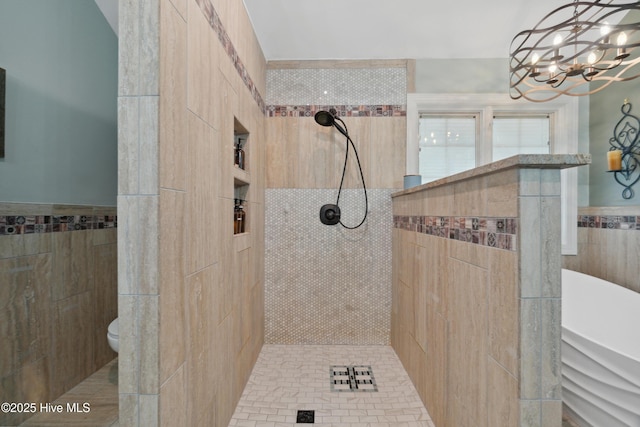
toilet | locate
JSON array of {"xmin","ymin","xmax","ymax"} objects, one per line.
[{"xmin": 107, "ymin": 318, "xmax": 119, "ymax": 353}]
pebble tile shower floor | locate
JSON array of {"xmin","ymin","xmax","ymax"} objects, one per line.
[{"xmin": 229, "ymin": 345, "xmax": 435, "ymax": 427}]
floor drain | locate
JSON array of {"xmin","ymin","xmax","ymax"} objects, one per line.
[
  {"xmin": 296, "ymin": 410, "xmax": 315, "ymax": 423},
  {"xmin": 330, "ymin": 365, "xmax": 378, "ymax": 392}
]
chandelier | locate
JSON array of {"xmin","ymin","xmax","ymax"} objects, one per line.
[{"xmin": 510, "ymin": 0, "xmax": 640, "ymax": 102}]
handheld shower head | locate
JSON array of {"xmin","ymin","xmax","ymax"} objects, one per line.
[
  {"xmin": 314, "ymin": 108, "xmax": 348, "ymax": 137},
  {"xmin": 314, "ymin": 109, "xmax": 337, "ymax": 127}
]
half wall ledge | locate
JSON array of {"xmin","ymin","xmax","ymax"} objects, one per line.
[{"xmin": 392, "ymin": 153, "xmax": 591, "ymax": 198}]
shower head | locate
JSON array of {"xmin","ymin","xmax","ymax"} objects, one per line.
[
  {"xmin": 314, "ymin": 108, "xmax": 348, "ymax": 137},
  {"xmin": 314, "ymin": 109, "xmax": 337, "ymax": 127}
]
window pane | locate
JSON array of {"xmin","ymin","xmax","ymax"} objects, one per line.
[
  {"xmin": 418, "ymin": 116, "xmax": 476, "ymax": 183},
  {"xmin": 492, "ymin": 117, "xmax": 550, "ymax": 161}
]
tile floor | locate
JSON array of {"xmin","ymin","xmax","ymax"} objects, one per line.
[
  {"xmin": 12, "ymin": 349, "xmax": 580, "ymax": 427},
  {"xmin": 228, "ymin": 345, "xmax": 436, "ymax": 427},
  {"xmin": 19, "ymin": 358, "xmax": 119, "ymax": 427}
]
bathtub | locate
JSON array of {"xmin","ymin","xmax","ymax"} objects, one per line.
[{"xmin": 561, "ymin": 269, "xmax": 640, "ymax": 427}]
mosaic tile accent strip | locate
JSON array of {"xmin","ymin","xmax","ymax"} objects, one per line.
[
  {"xmin": 0, "ymin": 215, "xmax": 117, "ymax": 235},
  {"xmin": 330, "ymin": 365, "xmax": 378, "ymax": 392},
  {"xmin": 267, "ymin": 104, "xmax": 406, "ymax": 118},
  {"xmin": 265, "ymin": 189, "xmax": 393, "ymax": 345},
  {"xmin": 577, "ymin": 215, "xmax": 640, "ymax": 230},
  {"xmin": 393, "ymin": 215, "xmax": 518, "ymax": 251},
  {"xmin": 195, "ymin": 0, "xmax": 266, "ymax": 114},
  {"xmin": 266, "ymin": 67, "xmax": 407, "ymax": 106}
]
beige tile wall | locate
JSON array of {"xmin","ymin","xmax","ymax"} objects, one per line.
[
  {"xmin": 265, "ymin": 60, "xmax": 404, "ymax": 344},
  {"xmin": 391, "ymin": 166, "xmax": 568, "ymax": 427},
  {"xmin": 264, "ymin": 116, "xmax": 404, "ymax": 345},
  {"xmin": 0, "ymin": 204, "xmax": 117, "ymax": 426},
  {"xmin": 263, "ymin": 71, "xmax": 407, "ymax": 345},
  {"xmin": 118, "ymin": 0, "xmax": 266, "ymax": 425},
  {"xmin": 266, "ymin": 116, "xmax": 406, "ymax": 190},
  {"xmin": 563, "ymin": 206, "xmax": 640, "ymax": 293}
]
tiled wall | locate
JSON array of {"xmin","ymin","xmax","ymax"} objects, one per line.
[
  {"xmin": 264, "ymin": 62, "xmax": 408, "ymax": 345},
  {"xmin": 117, "ymin": 0, "xmax": 266, "ymax": 425},
  {"xmin": 391, "ymin": 161, "xmax": 582, "ymax": 427},
  {"xmin": 0, "ymin": 203, "xmax": 117, "ymax": 426},
  {"xmin": 563, "ymin": 206, "xmax": 640, "ymax": 293},
  {"xmin": 265, "ymin": 189, "xmax": 393, "ymax": 344},
  {"xmin": 267, "ymin": 67, "xmax": 407, "ymax": 106}
]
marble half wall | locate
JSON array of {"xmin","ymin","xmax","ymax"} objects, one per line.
[{"xmin": 265, "ymin": 189, "xmax": 394, "ymax": 345}]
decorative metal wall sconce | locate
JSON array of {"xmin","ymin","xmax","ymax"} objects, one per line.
[
  {"xmin": 607, "ymin": 100, "xmax": 640, "ymax": 199},
  {"xmin": 0, "ymin": 67, "xmax": 5, "ymax": 158}
]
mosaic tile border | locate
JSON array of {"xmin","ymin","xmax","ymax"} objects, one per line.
[
  {"xmin": 195, "ymin": 0, "xmax": 266, "ymax": 114},
  {"xmin": 577, "ymin": 215, "xmax": 640, "ymax": 230},
  {"xmin": 393, "ymin": 215, "xmax": 518, "ymax": 251},
  {"xmin": 0, "ymin": 215, "xmax": 117, "ymax": 235},
  {"xmin": 267, "ymin": 104, "xmax": 406, "ymax": 118}
]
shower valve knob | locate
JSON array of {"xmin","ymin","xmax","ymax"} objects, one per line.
[{"xmin": 319, "ymin": 204, "xmax": 341, "ymax": 225}]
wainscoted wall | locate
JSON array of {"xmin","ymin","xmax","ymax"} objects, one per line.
[
  {"xmin": 118, "ymin": 0, "xmax": 266, "ymax": 425},
  {"xmin": 563, "ymin": 206, "xmax": 640, "ymax": 293},
  {"xmin": 265, "ymin": 61, "xmax": 409, "ymax": 344},
  {"xmin": 0, "ymin": 203, "xmax": 117, "ymax": 426},
  {"xmin": 391, "ymin": 155, "xmax": 589, "ymax": 427}
]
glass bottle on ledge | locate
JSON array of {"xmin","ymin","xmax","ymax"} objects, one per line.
[
  {"xmin": 234, "ymin": 139, "xmax": 245, "ymax": 170},
  {"xmin": 234, "ymin": 199, "xmax": 246, "ymax": 234},
  {"xmin": 233, "ymin": 199, "xmax": 241, "ymax": 234},
  {"xmin": 238, "ymin": 199, "xmax": 246, "ymax": 233}
]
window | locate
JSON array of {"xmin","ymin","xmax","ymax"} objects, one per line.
[
  {"xmin": 407, "ymin": 93, "xmax": 579, "ymax": 254},
  {"xmin": 492, "ymin": 116, "xmax": 550, "ymax": 160},
  {"xmin": 419, "ymin": 115, "xmax": 476, "ymax": 183}
]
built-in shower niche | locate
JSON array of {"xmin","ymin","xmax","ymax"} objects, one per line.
[{"xmin": 233, "ymin": 118, "xmax": 250, "ymax": 235}]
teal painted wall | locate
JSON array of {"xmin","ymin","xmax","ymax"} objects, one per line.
[
  {"xmin": 588, "ymin": 78, "xmax": 640, "ymax": 206},
  {"xmin": 588, "ymin": 9, "xmax": 640, "ymax": 206},
  {"xmin": 415, "ymin": 58, "xmax": 510, "ymax": 94},
  {"xmin": 0, "ymin": 0, "xmax": 117, "ymax": 205}
]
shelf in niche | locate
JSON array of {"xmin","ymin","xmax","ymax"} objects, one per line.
[
  {"xmin": 234, "ymin": 118, "xmax": 249, "ymax": 173},
  {"xmin": 233, "ymin": 231, "xmax": 251, "ymax": 252},
  {"xmin": 233, "ymin": 168, "xmax": 250, "ymax": 186},
  {"xmin": 233, "ymin": 117, "xmax": 250, "ymax": 237},
  {"xmin": 234, "ymin": 181, "xmax": 249, "ymax": 236}
]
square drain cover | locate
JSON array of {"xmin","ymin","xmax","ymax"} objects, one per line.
[
  {"xmin": 330, "ymin": 365, "xmax": 378, "ymax": 392},
  {"xmin": 296, "ymin": 410, "xmax": 315, "ymax": 423}
]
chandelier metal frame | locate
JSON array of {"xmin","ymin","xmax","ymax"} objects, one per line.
[{"xmin": 510, "ymin": 0, "xmax": 640, "ymax": 102}]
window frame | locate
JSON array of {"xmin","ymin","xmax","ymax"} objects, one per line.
[{"xmin": 406, "ymin": 93, "xmax": 579, "ymax": 255}]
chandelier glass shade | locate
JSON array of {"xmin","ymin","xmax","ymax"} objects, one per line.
[{"xmin": 510, "ymin": 1, "xmax": 640, "ymax": 102}]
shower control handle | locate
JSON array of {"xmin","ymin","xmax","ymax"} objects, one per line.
[{"xmin": 319, "ymin": 204, "xmax": 341, "ymax": 226}]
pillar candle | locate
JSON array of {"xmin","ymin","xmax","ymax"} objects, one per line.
[{"xmin": 607, "ymin": 150, "xmax": 622, "ymax": 171}]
